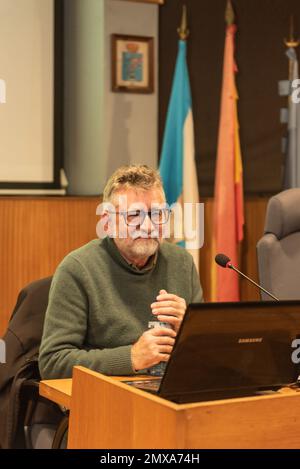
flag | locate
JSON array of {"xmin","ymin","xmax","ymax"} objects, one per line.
[
  {"xmin": 159, "ymin": 39, "xmax": 200, "ymax": 271},
  {"xmin": 283, "ymin": 48, "xmax": 300, "ymax": 189},
  {"xmin": 211, "ymin": 21, "xmax": 244, "ymax": 302}
]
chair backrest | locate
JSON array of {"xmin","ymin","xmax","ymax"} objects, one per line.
[
  {"xmin": 257, "ymin": 189, "xmax": 300, "ymax": 300},
  {"xmin": 0, "ymin": 276, "xmax": 53, "ymax": 448}
]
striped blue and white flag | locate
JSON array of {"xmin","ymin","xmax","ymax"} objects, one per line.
[{"xmin": 159, "ymin": 40, "xmax": 200, "ymax": 271}]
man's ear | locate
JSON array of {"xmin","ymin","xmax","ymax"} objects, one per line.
[
  {"xmin": 96, "ymin": 202, "xmax": 118, "ymax": 239},
  {"xmin": 105, "ymin": 211, "xmax": 119, "ymax": 238},
  {"xmin": 101, "ymin": 212, "xmax": 109, "ymax": 232},
  {"xmin": 96, "ymin": 211, "xmax": 110, "ymax": 239}
]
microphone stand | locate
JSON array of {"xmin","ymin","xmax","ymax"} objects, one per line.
[{"xmin": 228, "ymin": 263, "xmax": 279, "ymax": 301}]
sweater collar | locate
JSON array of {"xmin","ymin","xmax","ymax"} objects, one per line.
[{"xmin": 103, "ymin": 237, "xmax": 158, "ymax": 275}]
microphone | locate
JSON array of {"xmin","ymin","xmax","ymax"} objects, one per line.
[{"xmin": 215, "ymin": 253, "xmax": 279, "ymax": 301}]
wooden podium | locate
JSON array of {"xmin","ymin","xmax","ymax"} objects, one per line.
[{"xmin": 40, "ymin": 366, "xmax": 300, "ymax": 448}]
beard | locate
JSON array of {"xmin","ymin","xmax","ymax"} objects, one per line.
[
  {"xmin": 127, "ymin": 237, "xmax": 159, "ymax": 258},
  {"xmin": 116, "ymin": 236, "xmax": 160, "ymax": 261}
]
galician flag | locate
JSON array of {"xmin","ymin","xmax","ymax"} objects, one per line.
[{"xmin": 159, "ymin": 39, "xmax": 200, "ymax": 272}]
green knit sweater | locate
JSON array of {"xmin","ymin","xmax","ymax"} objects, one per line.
[{"xmin": 39, "ymin": 237, "xmax": 203, "ymax": 379}]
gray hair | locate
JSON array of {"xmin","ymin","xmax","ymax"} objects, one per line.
[{"xmin": 103, "ymin": 165, "xmax": 165, "ymax": 202}]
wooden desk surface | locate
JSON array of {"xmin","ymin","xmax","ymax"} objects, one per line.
[
  {"xmin": 40, "ymin": 373, "xmax": 300, "ymax": 411},
  {"xmin": 40, "ymin": 379, "xmax": 72, "ymax": 409},
  {"xmin": 39, "ymin": 374, "xmax": 155, "ymax": 410}
]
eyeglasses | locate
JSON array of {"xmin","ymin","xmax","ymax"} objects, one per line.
[{"xmin": 109, "ymin": 208, "xmax": 171, "ymax": 226}]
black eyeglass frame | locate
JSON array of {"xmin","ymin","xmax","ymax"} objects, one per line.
[{"xmin": 108, "ymin": 208, "xmax": 171, "ymax": 226}]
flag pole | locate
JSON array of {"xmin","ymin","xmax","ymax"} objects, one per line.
[
  {"xmin": 177, "ymin": 5, "xmax": 189, "ymax": 41},
  {"xmin": 284, "ymin": 15, "xmax": 299, "ymax": 81},
  {"xmin": 225, "ymin": 0, "xmax": 234, "ymax": 25}
]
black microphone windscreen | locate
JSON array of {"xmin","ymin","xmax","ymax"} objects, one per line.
[{"xmin": 215, "ymin": 253, "xmax": 231, "ymax": 268}]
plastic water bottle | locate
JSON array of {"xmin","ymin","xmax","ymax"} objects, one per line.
[{"xmin": 147, "ymin": 320, "xmax": 172, "ymax": 376}]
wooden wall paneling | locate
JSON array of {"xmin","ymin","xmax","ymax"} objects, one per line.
[
  {"xmin": 0, "ymin": 196, "xmax": 268, "ymax": 336},
  {"xmin": 0, "ymin": 197, "xmax": 100, "ymax": 335}
]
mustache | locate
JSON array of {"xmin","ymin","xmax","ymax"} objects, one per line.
[{"xmin": 131, "ymin": 230, "xmax": 160, "ymax": 240}]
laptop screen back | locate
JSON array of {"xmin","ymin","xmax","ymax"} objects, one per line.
[{"xmin": 159, "ymin": 301, "xmax": 300, "ymax": 403}]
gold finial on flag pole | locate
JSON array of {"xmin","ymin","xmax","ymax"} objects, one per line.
[
  {"xmin": 284, "ymin": 15, "xmax": 300, "ymax": 48},
  {"xmin": 225, "ymin": 0, "xmax": 235, "ymax": 26},
  {"xmin": 284, "ymin": 16, "xmax": 299, "ymax": 82},
  {"xmin": 177, "ymin": 5, "xmax": 189, "ymax": 40}
]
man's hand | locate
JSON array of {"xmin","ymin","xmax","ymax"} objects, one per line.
[
  {"xmin": 131, "ymin": 326, "xmax": 176, "ymax": 371},
  {"xmin": 150, "ymin": 289, "xmax": 187, "ymax": 333}
]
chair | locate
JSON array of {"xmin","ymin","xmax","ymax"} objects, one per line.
[
  {"xmin": 257, "ymin": 188, "xmax": 300, "ymax": 301},
  {"xmin": 0, "ymin": 277, "xmax": 68, "ymax": 449}
]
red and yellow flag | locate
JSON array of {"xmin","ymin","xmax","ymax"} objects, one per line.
[{"xmin": 211, "ymin": 14, "xmax": 244, "ymax": 302}]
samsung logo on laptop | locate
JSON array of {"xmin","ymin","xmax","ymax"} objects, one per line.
[{"xmin": 238, "ymin": 338, "xmax": 263, "ymax": 344}]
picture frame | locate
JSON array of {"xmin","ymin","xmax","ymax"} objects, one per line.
[
  {"xmin": 119, "ymin": 0, "xmax": 164, "ymax": 5},
  {"xmin": 111, "ymin": 34, "xmax": 154, "ymax": 94},
  {"xmin": 121, "ymin": 0, "xmax": 164, "ymax": 3}
]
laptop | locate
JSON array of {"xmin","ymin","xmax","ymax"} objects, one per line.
[{"xmin": 123, "ymin": 301, "xmax": 300, "ymax": 403}]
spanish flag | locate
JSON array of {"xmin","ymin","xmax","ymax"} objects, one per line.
[{"xmin": 211, "ymin": 1, "xmax": 244, "ymax": 301}]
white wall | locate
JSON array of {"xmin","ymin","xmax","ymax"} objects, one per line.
[
  {"xmin": 64, "ymin": 0, "xmax": 158, "ymax": 195},
  {"xmin": 103, "ymin": 0, "xmax": 158, "ymax": 181},
  {"xmin": 64, "ymin": 0, "xmax": 105, "ymax": 195},
  {"xmin": 0, "ymin": 0, "xmax": 54, "ymax": 183}
]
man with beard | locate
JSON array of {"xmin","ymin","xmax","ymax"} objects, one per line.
[{"xmin": 39, "ymin": 165, "xmax": 203, "ymax": 379}]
